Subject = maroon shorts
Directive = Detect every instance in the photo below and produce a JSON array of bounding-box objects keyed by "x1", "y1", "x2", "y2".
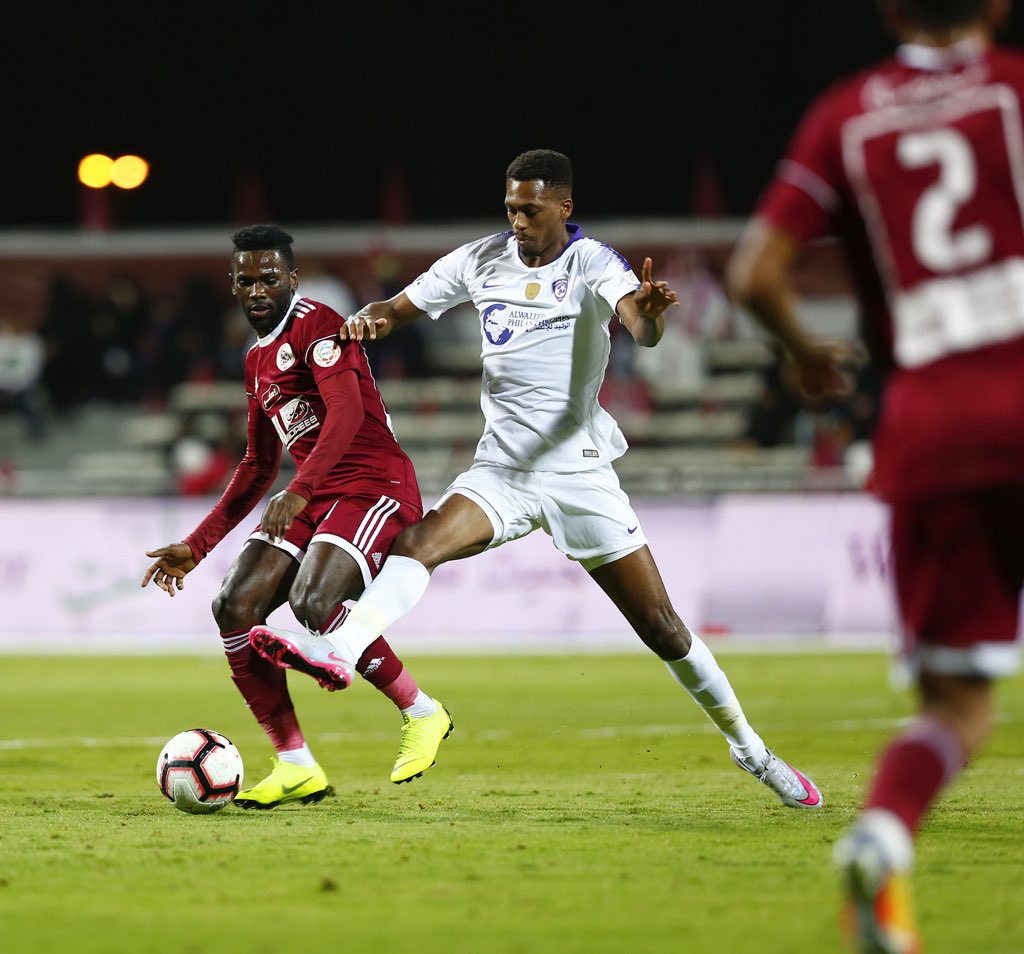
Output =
[
  {"x1": 891, "y1": 487, "x2": 1024, "y2": 678},
  {"x1": 248, "y1": 492, "x2": 422, "y2": 586}
]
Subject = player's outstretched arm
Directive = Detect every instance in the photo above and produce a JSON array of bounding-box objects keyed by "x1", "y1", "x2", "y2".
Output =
[
  {"x1": 339, "y1": 292, "x2": 424, "y2": 342},
  {"x1": 141, "y1": 542, "x2": 197, "y2": 597},
  {"x1": 618, "y1": 257, "x2": 680, "y2": 347}
]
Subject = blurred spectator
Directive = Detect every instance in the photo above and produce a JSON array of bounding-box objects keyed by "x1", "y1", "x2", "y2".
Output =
[
  {"x1": 89, "y1": 273, "x2": 148, "y2": 403},
  {"x1": 632, "y1": 249, "x2": 737, "y2": 396},
  {"x1": 599, "y1": 315, "x2": 653, "y2": 422},
  {"x1": 734, "y1": 355, "x2": 804, "y2": 449},
  {"x1": 136, "y1": 293, "x2": 184, "y2": 407},
  {"x1": 297, "y1": 259, "x2": 358, "y2": 317},
  {"x1": 169, "y1": 411, "x2": 240, "y2": 496},
  {"x1": 167, "y1": 275, "x2": 229, "y2": 385},
  {"x1": 0, "y1": 317, "x2": 47, "y2": 440},
  {"x1": 359, "y1": 250, "x2": 429, "y2": 378},
  {"x1": 216, "y1": 301, "x2": 256, "y2": 381},
  {"x1": 38, "y1": 275, "x2": 95, "y2": 414},
  {"x1": 810, "y1": 362, "x2": 882, "y2": 475}
]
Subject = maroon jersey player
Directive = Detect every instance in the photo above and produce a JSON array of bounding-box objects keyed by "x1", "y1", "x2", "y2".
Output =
[
  {"x1": 142, "y1": 224, "x2": 453, "y2": 807},
  {"x1": 727, "y1": 2, "x2": 1024, "y2": 951}
]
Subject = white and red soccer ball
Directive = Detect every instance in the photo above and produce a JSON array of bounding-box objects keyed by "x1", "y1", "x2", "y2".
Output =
[{"x1": 156, "y1": 728, "x2": 243, "y2": 814}]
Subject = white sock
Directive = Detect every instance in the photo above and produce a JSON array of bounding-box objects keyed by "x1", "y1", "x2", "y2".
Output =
[
  {"x1": 664, "y1": 634, "x2": 767, "y2": 765},
  {"x1": 326, "y1": 555, "x2": 432, "y2": 660},
  {"x1": 278, "y1": 744, "x2": 316, "y2": 767},
  {"x1": 852, "y1": 808, "x2": 915, "y2": 873},
  {"x1": 401, "y1": 691, "x2": 438, "y2": 719}
]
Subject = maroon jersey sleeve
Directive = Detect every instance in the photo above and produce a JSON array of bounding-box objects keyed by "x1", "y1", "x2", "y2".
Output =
[
  {"x1": 755, "y1": 86, "x2": 846, "y2": 243},
  {"x1": 183, "y1": 394, "x2": 281, "y2": 563}
]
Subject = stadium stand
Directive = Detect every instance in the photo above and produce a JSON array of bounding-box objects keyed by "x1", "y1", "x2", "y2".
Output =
[{"x1": 0, "y1": 222, "x2": 866, "y2": 497}]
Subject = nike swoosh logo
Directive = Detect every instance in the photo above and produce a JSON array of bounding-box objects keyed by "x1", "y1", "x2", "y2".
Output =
[
  {"x1": 627, "y1": 526, "x2": 638, "y2": 534},
  {"x1": 792, "y1": 768, "x2": 822, "y2": 806},
  {"x1": 280, "y1": 776, "x2": 315, "y2": 795},
  {"x1": 482, "y1": 280, "x2": 501, "y2": 288},
  {"x1": 327, "y1": 652, "x2": 351, "y2": 664}
]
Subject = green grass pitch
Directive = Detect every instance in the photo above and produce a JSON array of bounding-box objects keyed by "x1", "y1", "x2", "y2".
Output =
[{"x1": 1, "y1": 650, "x2": 1021, "y2": 954}]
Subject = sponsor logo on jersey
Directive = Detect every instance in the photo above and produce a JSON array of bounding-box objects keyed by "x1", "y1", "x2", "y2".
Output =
[
  {"x1": 273, "y1": 396, "x2": 319, "y2": 448},
  {"x1": 482, "y1": 304, "x2": 513, "y2": 346},
  {"x1": 276, "y1": 344, "x2": 296, "y2": 371},
  {"x1": 285, "y1": 396, "x2": 312, "y2": 425},
  {"x1": 261, "y1": 383, "x2": 281, "y2": 410},
  {"x1": 583, "y1": 449, "x2": 599, "y2": 457},
  {"x1": 313, "y1": 338, "x2": 341, "y2": 368},
  {"x1": 525, "y1": 282, "x2": 541, "y2": 300},
  {"x1": 552, "y1": 277, "x2": 568, "y2": 301}
]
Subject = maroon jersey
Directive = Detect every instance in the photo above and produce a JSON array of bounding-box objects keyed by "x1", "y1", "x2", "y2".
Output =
[
  {"x1": 186, "y1": 295, "x2": 419, "y2": 561},
  {"x1": 756, "y1": 39, "x2": 1024, "y2": 502}
]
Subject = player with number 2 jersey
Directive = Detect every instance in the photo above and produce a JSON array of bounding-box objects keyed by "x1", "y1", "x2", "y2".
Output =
[
  {"x1": 727, "y1": 5, "x2": 1024, "y2": 950},
  {"x1": 754, "y1": 33, "x2": 1024, "y2": 503}
]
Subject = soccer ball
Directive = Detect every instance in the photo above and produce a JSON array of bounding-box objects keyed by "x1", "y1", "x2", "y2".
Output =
[{"x1": 156, "y1": 728, "x2": 244, "y2": 814}]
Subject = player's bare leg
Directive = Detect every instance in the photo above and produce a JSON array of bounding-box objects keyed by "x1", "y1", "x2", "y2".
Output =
[{"x1": 589, "y1": 547, "x2": 822, "y2": 809}]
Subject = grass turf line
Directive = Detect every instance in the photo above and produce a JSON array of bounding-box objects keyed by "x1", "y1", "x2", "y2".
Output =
[{"x1": 0, "y1": 651, "x2": 1021, "y2": 954}]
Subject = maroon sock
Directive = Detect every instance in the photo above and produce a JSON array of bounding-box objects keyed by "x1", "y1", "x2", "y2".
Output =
[
  {"x1": 864, "y1": 716, "x2": 966, "y2": 833},
  {"x1": 357, "y1": 636, "x2": 421, "y2": 710},
  {"x1": 222, "y1": 629, "x2": 305, "y2": 753},
  {"x1": 321, "y1": 602, "x2": 349, "y2": 635}
]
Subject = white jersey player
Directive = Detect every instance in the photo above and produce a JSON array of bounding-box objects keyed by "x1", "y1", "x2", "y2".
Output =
[
  {"x1": 408, "y1": 223, "x2": 637, "y2": 473},
  {"x1": 249, "y1": 149, "x2": 824, "y2": 810}
]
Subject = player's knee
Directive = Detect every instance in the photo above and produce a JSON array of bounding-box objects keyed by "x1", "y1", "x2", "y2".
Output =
[
  {"x1": 389, "y1": 523, "x2": 425, "y2": 558},
  {"x1": 638, "y1": 607, "x2": 691, "y2": 660},
  {"x1": 212, "y1": 588, "x2": 263, "y2": 631},
  {"x1": 288, "y1": 591, "x2": 331, "y2": 633}
]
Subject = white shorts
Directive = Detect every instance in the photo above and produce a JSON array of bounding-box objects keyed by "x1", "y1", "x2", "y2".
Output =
[{"x1": 435, "y1": 462, "x2": 648, "y2": 571}]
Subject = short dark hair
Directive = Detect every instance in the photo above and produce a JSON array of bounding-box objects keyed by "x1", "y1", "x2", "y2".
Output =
[
  {"x1": 505, "y1": 149, "x2": 573, "y2": 193},
  {"x1": 890, "y1": 0, "x2": 989, "y2": 28},
  {"x1": 231, "y1": 224, "x2": 295, "y2": 270}
]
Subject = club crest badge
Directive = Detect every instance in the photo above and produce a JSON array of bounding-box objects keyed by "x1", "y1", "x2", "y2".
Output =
[
  {"x1": 552, "y1": 278, "x2": 568, "y2": 301},
  {"x1": 276, "y1": 344, "x2": 296, "y2": 371}
]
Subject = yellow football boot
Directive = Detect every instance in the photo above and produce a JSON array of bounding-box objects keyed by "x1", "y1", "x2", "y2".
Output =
[
  {"x1": 391, "y1": 699, "x2": 454, "y2": 784},
  {"x1": 234, "y1": 759, "x2": 333, "y2": 809}
]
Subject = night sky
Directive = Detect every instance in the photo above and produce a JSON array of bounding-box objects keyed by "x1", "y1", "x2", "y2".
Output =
[{"x1": 8, "y1": 3, "x2": 1024, "y2": 230}]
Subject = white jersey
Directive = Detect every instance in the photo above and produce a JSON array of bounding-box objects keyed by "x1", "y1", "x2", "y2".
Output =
[{"x1": 404, "y1": 224, "x2": 641, "y2": 473}]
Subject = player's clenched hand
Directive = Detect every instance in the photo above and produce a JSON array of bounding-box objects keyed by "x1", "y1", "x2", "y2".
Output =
[
  {"x1": 260, "y1": 490, "x2": 308, "y2": 543},
  {"x1": 141, "y1": 542, "x2": 197, "y2": 597},
  {"x1": 785, "y1": 339, "x2": 865, "y2": 407}
]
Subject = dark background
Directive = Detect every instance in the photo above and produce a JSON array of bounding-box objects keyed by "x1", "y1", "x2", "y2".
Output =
[{"x1": 7, "y1": 3, "x2": 1024, "y2": 230}]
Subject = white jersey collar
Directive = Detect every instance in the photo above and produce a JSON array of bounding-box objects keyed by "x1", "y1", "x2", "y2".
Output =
[
  {"x1": 896, "y1": 36, "x2": 987, "y2": 71},
  {"x1": 255, "y1": 292, "x2": 299, "y2": 347}
]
